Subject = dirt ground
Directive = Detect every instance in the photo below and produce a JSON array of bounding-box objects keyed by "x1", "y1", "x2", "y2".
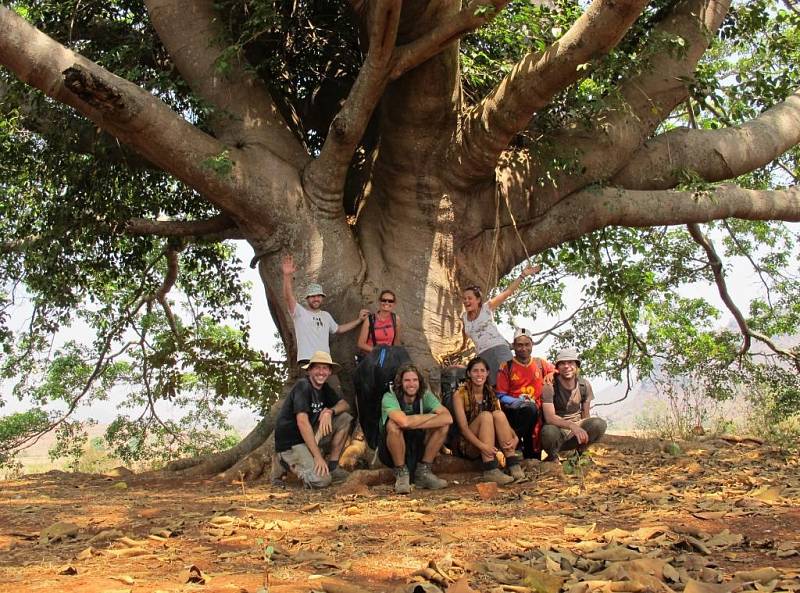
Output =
[{"x1": 1, "y1": 436, "x2": 798, "y2": 593}]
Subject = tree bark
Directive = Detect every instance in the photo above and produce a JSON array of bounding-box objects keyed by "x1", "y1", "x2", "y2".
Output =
[{"x1": 614, "y1": 89, "x2": 800, "y2": 189}]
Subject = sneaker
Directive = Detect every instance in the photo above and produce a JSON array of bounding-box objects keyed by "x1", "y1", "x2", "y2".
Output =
[
  {"x1": 482, "y1": 468, "x2": 514, "y2": 485},
  {"x1": 508, "y1": 463, "x2": 525, "y2": 481},
  {"x1": 330, "y1": 466, "x2": 350, "y2": 485},
  {"x1": 394, "y1": 466, "x2": 411, "y2": 494},
  {"x1": 414, "y1": 463, "x2": 447, "y2": 490}
]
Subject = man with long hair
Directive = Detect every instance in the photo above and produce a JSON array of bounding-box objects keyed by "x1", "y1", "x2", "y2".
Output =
[{"x1": 378, "y1": 363, "x2": 452, "y2": 494}]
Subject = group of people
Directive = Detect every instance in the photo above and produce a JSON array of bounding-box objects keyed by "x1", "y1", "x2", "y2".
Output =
[{"x1": 274, "y1": 255, "x2": 607, "y2": 492}]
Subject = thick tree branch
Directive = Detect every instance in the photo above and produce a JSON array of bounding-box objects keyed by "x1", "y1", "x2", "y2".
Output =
[
  {"x1": 0, "y1": 82, "x2": 157, "y2": 169},
  {"x1": 144, "y1": 0, "x2": 308, "y2": 168},
  {"x1": 0, "y1": 7, "x2": 260, "y2": 220},
  {"x1": 470, "y1": 184, "x2": 800, "y2": 280},
  {"x1": 614, "y1": 89, "x2": 800, "y2": 189},
  {"x1": 125, "y1": 215, "x2": 244, "y2": 240},
  {"x1": 303, "y1": 0, "x2": 401, "y2": 212},
  {"x1": 687, "y1": 223, "x2": 800, "y2": 368},
  {"x1": 389, "y1": 0, "x2": 510, "y2": 80},
  {"x1": 452, "y1": 0, "x2": 648, "y2": 186},
  {"x1": 505, "y1": 0, "x2": 731, "y2": 223}
]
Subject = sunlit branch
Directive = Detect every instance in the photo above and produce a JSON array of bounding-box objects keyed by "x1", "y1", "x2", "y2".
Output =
[
  {"x1": 454, "y1": 0, "x2": 648, "y2": 185},
  {"x1": 125, "y1": 215, "x2": 243, "y2": 240}
]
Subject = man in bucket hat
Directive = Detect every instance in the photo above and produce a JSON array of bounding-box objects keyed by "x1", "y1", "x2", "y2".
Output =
[
  {"x1": 282, "y1": 254, "x2": 369, "y2": 364},
  {"x1": 540, "y1": 347, "x2": 607, "y2": 462},
  {"x1": 274, "y1": 351, "x2": 354, "y2": 487}
]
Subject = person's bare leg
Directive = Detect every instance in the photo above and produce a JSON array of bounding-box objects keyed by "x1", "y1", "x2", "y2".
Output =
[
  {"x1": 470, "y1": 411, "x2": 496, "y2": 462},
  {"x1": 493, "y1": 410, "x2": 519, "y2": 456},
  {"x1": 385, "y1": 419, "x2": 406, "y2": 466},
  {"x1": 493, "y1": 410, "x2": 523, "y2": 481},
  {"x1": 421, "y1": 425, "x2": 448, "y2": 464},
  {"x1": 328, "y1": 423, "x2": 350, "y2": 462}
]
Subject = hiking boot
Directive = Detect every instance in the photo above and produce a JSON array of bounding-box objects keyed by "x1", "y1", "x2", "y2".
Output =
[
  {"x1": 543, "y1": 451, "x2": 561, "y2": 464},
  {"x1": 482, "y1": 467, "x2": 514, "y2": 485},
  {"x1": 508, "y1": 463, "x2": 525, "y2": 481},
  {"x1": 330, "y1": 466, "x2": 350, "y2": 485},
  {"x1": 414, "y1": 463, "x2": 447, "y2": 490},
  {"x1": 394, "y1": 466, "x2": 411, "y2": 494}
]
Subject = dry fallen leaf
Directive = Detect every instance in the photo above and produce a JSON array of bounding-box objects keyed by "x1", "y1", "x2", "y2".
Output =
[
  {"x1": 186, "y1": 564, "x2": 206, "y2": 584},
  {"x1": 448, "y1": 577, "x2": 478, "y2": 593},
  {"x1": 477, "y1": 482, "x2": 499, "y2": 500}
]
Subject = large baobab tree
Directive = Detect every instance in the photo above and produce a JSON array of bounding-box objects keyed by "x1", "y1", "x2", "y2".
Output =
[{"x1": 1, "y1": 0, "x2": 798, "y2": 476}]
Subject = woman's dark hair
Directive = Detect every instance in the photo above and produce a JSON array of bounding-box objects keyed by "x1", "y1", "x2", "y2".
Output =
[
  {"x1": 379, "y1": 289, "x2": 396, "y2": 300},
  {"x1": 393, "y1": 363, "x2": 427, "y2": 398},
  {"x1": 463, "y1": 285, "x2": 483, "y2": 306},
  {"x1": 464, "y1": 356, "x2": 496, "y2": 409}
]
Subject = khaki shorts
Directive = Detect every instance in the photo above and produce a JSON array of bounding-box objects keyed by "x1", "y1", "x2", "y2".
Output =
[{"x1": 278, "y1": 412, "x2": 353, "y2": 488}]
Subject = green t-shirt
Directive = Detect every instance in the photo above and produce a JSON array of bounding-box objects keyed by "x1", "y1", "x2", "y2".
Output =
[{"x1": 380, "y1": 390, "x2": 442, "y2": 431}]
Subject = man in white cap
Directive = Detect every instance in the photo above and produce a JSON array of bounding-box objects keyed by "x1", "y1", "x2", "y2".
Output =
[
  {"x1": 540, "y1": 347, "x2": 607, "y2": 462},
  {"x1": 496, "y1": 327, "x2": 555, "y2": 458},
  {"x1": 274, "y1": 351, "x2": 354, "y2": 487},
  {"x1": 282, "y1": 254, "x2": 369, "y2": 365}
]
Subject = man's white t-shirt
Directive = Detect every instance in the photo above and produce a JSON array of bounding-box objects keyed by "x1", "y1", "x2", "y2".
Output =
[{"x1": 292, "y1": 304, "x2": 339, "y2": 361}]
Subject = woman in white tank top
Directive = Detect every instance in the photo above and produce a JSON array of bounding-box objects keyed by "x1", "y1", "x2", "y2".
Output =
[{"x1": 461, "y1": 264, "x2": 541, "y2": 384}]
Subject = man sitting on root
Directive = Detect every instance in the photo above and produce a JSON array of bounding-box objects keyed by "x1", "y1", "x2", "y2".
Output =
[
  {"x1": 451, "y1": 357, "x2": 525, "y2": 485},
  {"x1": 274, "y1": 351, "x2": 353, "y2": 488},
  {"x1": 378, "y1": 363, "x2": 452, "y2": 494},
  {"x1": 541, "y1": 348, "x2": 607, "y2": 463}
]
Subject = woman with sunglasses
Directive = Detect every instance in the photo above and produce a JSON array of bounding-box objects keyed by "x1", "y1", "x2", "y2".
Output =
[
  {"x1": 358, "y1": 289, "x2": 401, "y2": 356},
  {"x1": 461, "y1": 264, "x2": 540, "y2": 385},
  {"x1": 450, "y1": 357, "x2": 524, "y2": 484}
]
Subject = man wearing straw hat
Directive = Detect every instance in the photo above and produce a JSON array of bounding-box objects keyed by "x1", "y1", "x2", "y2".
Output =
[
  {"x1": 540, "y1": 347, "x2": 607, "y2": 463},
  {"x1": 275, "y1": 351, "x2": 354, "y2": 488}
]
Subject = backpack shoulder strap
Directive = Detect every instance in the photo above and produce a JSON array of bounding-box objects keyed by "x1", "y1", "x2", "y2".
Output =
[
  {"x1": 578, "y1": 378, "x2": 588, "y2": 401},
  {"x1": 504, "y1": 359, "x2": 514, "y2": 383},
  {"x1": 390, "y1": 312, "x2": 397, "y2": 345},
  {"x1": 368, "y1": 313, "x2": 377, "y2": 346}
]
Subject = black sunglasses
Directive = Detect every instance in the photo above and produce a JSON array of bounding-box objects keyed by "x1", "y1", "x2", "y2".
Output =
[{"x1": 380, "y1": 298, "x2": 395, "y2": 303}]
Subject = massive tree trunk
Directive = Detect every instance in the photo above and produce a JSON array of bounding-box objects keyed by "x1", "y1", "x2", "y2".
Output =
[{"x1": 2, "y1": 0, "x2": 799, "y2": 478}]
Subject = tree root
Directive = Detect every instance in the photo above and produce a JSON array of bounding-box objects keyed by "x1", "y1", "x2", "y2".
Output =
[{"x1": 219, "y1": 433, "x2": 275, "y2": 483}]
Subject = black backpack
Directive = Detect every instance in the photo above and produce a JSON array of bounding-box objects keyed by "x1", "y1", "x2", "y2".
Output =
[{"x1": 353, "y1": 345, "x2": 410, "y2": 449}]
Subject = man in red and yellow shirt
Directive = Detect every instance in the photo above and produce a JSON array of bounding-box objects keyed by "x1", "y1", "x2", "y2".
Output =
[{"x1": 496, "y1": 328, "x2": 555, "y2": 458}]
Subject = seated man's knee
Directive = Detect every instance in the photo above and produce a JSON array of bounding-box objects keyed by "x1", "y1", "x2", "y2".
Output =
[
  {"x1": 540, "y1": 424, "x2": 561, "y2": 447},
  {"x1": 333, "y1": 411, "x2": 354, "y2": 432},
  {"x1": 386, "y1": 418, "x2": 403, "y2": 435},
  {"x1": 431, "y1": 423, "x2": 450, "y2": 437},
  {"x1": 305, "y1": 472, "x2": 332, "y2": 489},
  {"x1": 585, "y1": 417, "x2": 607, "y2": 442}
]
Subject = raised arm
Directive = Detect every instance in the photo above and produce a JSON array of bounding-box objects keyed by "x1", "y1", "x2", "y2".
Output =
[
  {"x1": 486, "y1": 264, "x2": 541, "y2": 310},
  {"x1": 281, "y1": 254, "x2": 298, "y2": 315},
  {"x1": 336, "y1": 309, "x2": 370, "y2": 334}
]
